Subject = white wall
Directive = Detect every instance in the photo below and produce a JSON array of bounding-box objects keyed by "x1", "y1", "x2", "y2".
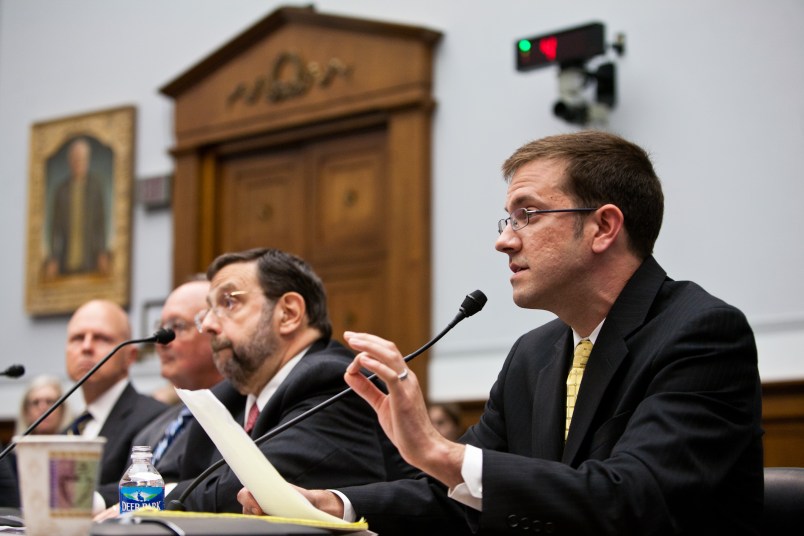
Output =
[{"x1": 1, "y1": 0, "x2": 802, "y2": 418}]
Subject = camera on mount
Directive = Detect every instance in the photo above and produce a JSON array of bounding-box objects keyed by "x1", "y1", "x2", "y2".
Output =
[{"x1": 515, "y1": 22, "x2": 623, "y2": 126}]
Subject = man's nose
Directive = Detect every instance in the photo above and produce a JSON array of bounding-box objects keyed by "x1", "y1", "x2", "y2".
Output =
[
  {"x1": 201, "y1": 311, "x2": 221, "y2": 334},
  {"x1": 80, "y1": 333, "x2": 95, "y2": 350},
  {"x1": 495, "y1": 224, "x2": 520, "y2": 252}
]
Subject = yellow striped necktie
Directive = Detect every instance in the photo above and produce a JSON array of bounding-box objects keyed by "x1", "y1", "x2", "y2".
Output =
[{"x1": 566, "y1": 339, "x2": 593, "y2": 440}]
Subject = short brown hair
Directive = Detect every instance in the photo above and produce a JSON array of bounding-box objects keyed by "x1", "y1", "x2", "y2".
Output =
[{"x1": 502, "y1": 131, "x2": 664, "y2": 259}]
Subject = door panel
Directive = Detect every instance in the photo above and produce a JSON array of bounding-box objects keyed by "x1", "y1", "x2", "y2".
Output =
[
  {"x1": 320, "y1": 262, "x2": 388, "y2": 340},
  {"x1": 311, "y1": 132, "x2": 386, "y2": 262},
  {"x1": 218, "y1": 151, "x2": 306, "y2": 257}
]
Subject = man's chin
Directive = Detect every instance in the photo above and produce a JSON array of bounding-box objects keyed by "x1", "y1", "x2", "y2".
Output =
[
  {"x1": 212, "y1": 348, "x2": 232, "y2": 365},
  {"x1": 512, "y1": 288, "x2": 541, "y2": 310}
]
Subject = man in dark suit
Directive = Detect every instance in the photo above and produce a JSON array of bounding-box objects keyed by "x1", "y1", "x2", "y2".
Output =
[
  {"x1": 242, "y1": 132, "x2": 764, "y2": 534},
  {"x1": 64, "y1": 299, "x2": 167, "y2": 507},
  {"x1": 169, "y1": 248, "x2": 416, "y2": 513},
  {"x1": 130, "y1": 278, "x2": 223, "y2": 484}
]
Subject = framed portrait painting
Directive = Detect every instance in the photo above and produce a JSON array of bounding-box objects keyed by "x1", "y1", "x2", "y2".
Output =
[{"x1": 25, "y1": 105, "x2": 135, "y2": 316}]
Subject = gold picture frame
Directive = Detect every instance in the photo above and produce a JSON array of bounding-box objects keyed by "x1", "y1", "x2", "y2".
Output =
[{"x1": 25, "y1": 105, "x2": 135, "y2": 316}]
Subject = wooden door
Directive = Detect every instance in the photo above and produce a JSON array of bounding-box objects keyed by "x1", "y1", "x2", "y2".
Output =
[{"x1": 216, "y1": 128, "x2": 394, "y2": 345}]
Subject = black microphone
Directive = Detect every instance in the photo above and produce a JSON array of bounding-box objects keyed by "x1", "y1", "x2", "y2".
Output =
[
  {"x1": 0, "y1": 328, "x2": 175, "y2": 462},
  {"x1": 152, "y1": 327, "x2": 177, "y2": 345},
  {"x1": 0, "y1": 364, "x2": 25, "y2": 378},
  {"x1": 168, "y1": 290, "x2": 487, "y2": 511}
]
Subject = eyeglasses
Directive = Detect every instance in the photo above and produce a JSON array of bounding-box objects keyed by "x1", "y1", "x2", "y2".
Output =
[
  {"x1": 194, "y1": 290, "x2": 250, "y2": 333},
  {"x1": 154, "y1": 318, "x2": 195, "y2": 337},
  {"x1": 497, "y1": 207, "x2": 598, "y2": 234}
]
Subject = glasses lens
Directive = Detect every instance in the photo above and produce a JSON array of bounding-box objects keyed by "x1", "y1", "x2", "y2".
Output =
[
  {"x1": 511, "y1": 208, "x2": 528, "y2": 231},
  {"x1": 194, "y1": 309, "x2": 209, "y2": 333},
  {"x1": 156, "y1": 319, "x2": 190, "y2": 335}
]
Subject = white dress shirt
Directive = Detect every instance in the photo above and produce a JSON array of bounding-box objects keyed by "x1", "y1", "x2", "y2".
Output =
[
  {"x1": 80, "y1": 378, "x2": 129, "y2": 438},
  {"x1": 244, "y1": 347, "x2": 308, "y2": 427}
]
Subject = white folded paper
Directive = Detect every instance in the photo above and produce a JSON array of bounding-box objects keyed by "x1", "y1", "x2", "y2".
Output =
[{"x1": 175, "y1": 388, "x2": 349, "y2": 525}]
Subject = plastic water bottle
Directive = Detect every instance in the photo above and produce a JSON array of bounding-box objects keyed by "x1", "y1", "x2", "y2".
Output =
[{"x1": 119, "y1": 445, "x2": 165, "y2": 513}]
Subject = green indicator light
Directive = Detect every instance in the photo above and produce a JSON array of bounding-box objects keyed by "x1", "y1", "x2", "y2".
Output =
[{"x1": 518, "y1": 40, "x2": 532, "y2": 53}]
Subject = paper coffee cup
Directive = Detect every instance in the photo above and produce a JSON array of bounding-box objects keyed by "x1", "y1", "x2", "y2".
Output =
[{"x1": 13, "y1": 435, "x2": 106, "y2": 536}]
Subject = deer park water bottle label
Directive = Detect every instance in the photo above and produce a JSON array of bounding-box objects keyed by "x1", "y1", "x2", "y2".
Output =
[{"x1": 119, "y1": 486, "x2": 165, "y2": 512}]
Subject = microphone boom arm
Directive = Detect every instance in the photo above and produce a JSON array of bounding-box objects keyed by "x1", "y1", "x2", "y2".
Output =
[
  {"x1": 169, "y1": 290, "x2": 487, "y2": 510},
  {"x1": 0, "y1": 330, "x2": 173, "y2": 462}
]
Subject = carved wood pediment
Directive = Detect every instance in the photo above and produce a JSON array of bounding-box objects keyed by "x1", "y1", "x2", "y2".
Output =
[{"x1": 161, "y1": 5, "x2": 441, "y2": 149}]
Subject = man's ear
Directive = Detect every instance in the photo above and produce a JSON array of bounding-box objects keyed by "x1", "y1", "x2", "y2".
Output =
[
  {"x1": 275, "y1": 292, "x2": 306, "y2": 335},
  {"x1": 122, "y1": 345, "x2": 139, "y2": 367},
  {"x1": 590, "y1": 204, "x2": 625, "y2": 254}
]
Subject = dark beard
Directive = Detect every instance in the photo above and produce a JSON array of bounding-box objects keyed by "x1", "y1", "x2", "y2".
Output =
[{"x1": 213, "y1": 303, "x2": 278, "y2": 392}]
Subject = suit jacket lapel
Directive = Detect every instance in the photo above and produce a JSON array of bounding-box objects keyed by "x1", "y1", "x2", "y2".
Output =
[
  {"x1": 533, "y1": 332, "x2": 573, "y2": 461},
  {"x1": 562, "y1": 333, "x2": 629, "y2": 463},
  {"x1": 250, "y1": 338, "x2": 332, "y2": 437},
  {"x1": 99, "y1": 382, "x2": 135, "y2": 436},
  {"x1": 562, "y1": 256, "x2": 667, "y2": 464}
]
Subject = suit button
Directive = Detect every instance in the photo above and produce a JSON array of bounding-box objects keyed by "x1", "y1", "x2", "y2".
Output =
[
  {"x1": 520, "y1": 517, "x2": 531, "y2": 531},
  {"x1": 507, "y1": 514, "x2": 519, "y2": 528},
  {"x1": 545, "y1": 521, "x2": 554, "y2": 533},
  {"x1": 532, "y1": 519, "x2": 542, "y2": 533}
]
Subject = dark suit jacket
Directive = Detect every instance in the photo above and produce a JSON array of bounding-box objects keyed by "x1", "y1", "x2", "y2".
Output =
[
  {"x1": 172, "y1": 338, "x2": 416, "y2": 513},
  {"x1": 131, "y1": 402, "x2": 188, "y2": 482},
  {"x1": 174, "y1": 378, "x2": 246, "y2": 483},
  {"x1": 342, "y1": 256, "x2": 764, "y2": 535},
  {"x1": 0, "y1": 447, "x2": 19, "y2": 507},
  {"x1": 94, "y1": 383, "x2": 168, "y2": 505}
]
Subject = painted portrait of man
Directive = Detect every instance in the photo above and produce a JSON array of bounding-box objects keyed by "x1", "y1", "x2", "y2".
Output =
[{"x1": 44, "y1": 136, "x2": 114, "y2": 279}]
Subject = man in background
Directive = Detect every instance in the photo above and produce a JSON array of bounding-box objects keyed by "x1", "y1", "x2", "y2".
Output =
[
  {"x1": 131, "y1": 278, "x2": 223, "y2": 483},
  {"x1": 64, "y1": 299, "x2": 167, "y2": 506}
]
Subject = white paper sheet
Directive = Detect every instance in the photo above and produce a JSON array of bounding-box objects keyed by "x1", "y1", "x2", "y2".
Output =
[{"x1": 175, "y1": 388, "x2": 349, "y2": 525}]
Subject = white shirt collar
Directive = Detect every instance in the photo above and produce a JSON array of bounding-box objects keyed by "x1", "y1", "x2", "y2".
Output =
[
  {"x1": 82, "y1": 377, "x2": 129, "y2": 438},
  {"x1": 572, "y1": 319, "x2": 605, "y2": 347}
]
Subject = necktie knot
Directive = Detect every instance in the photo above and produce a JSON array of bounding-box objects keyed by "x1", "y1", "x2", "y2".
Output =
[
  {"x1": 67, "y1": 410, "x2": 93, "y2": 436},
  {"x1": 572, "y1": 339, "x2": 593, "y2": 368},
  {"x1": 245, "y1": 403, "x2": 260, "y2": 434}
]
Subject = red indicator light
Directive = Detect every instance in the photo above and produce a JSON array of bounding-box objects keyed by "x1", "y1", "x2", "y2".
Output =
[{"x1": 539, "y1": 36, "x2": 558, "y2": 61}]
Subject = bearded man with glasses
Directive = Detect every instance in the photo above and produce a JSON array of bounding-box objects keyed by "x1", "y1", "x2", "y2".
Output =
[{"x1": 167, "y1": 248, "x2": 417, "y2": 513}]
